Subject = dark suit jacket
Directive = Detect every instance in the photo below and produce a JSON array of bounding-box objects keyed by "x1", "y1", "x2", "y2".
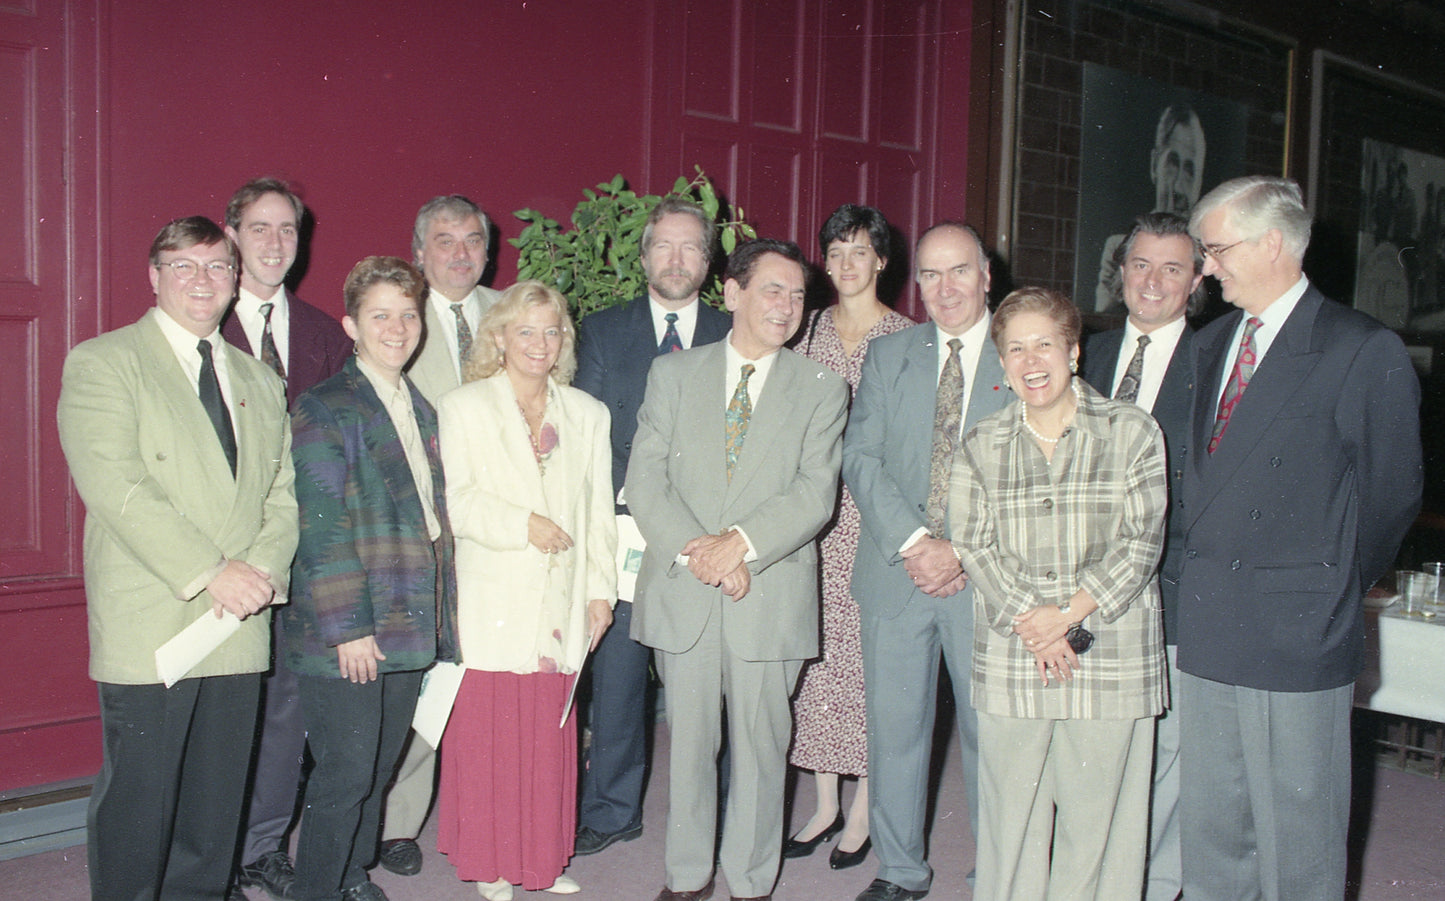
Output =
[
  {"x1": 575, "y1": 295, "x2": 732, "y2": 512},
  {"x1": 1177, "y1": 286, "x2": 1422, "y2": 691},
  {"x1": 1083, "y1": 324, "x2": 1194, "y2": 643},
  {"x1": 284, "y1": 357, "x2": 458, "y2": 678},
  {"x1": 222, "y1": 290, "x2": 352, "y2": 403}
]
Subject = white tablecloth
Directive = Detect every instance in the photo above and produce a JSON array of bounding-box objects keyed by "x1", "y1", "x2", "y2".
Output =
[{"x1": 1355, "y1": 604, "x2": 1445, "y2": 723}]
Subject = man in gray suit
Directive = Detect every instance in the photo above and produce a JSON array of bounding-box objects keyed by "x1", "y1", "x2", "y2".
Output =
[
  {"x1": 1081, "y1": 211, "x2": 1200, "y2": 901},
  {"x1": 627, "y1": 238, "x2": 850, "y2": 901},
  {"x1": 843, "y1": 223, "x2": 1009, "y2": 901},
  {"x1": 380, "y1": 194, "x2": 502, "y2": 876}
]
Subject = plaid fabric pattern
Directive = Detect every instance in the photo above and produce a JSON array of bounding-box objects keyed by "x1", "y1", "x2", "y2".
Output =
[{"x1": 949, "y1": 380, "x2": 1168, "y2": 720}]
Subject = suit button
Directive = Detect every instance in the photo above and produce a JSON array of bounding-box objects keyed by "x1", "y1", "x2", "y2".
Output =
[
  {"x1": 1250, "y1": 509, "x2": 1261, "y2": 520},
  {"x1": 1270, "y1": 456, "x2": 1282, "y2": 467},
  {"x1": 918, "y1": 503, "x2": 926, "y2": 512},
  {"x1": 1186, "y1": 550, "x2": 1198, "y2": 559},
  {"x1": 1231, "y1": 560, "x2": 1242, "y2": 571},
  {"x1": 1042, "y1": 498, "x2": 1053, "y2": 509},
  {"x1": 624, "y1": 442, "x2": 631, "y2": 451},
  {"x1": 1046, "y1": 571, "x2": 1057, "y2": 581},
  {"x1": 155, "y1": 452, "x2": 167, "y2": 461}
]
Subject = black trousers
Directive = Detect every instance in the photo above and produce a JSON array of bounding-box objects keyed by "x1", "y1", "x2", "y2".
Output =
[
  {"x1": 293, "y1": 669, "x2": 424, "y2": 901},
  {"x1": 88, "y1": 673, "x2": 261, "y2": 901}
]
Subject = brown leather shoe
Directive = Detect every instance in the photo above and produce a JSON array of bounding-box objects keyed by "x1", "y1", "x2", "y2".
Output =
[{"x1": 652, "y1": 879, "x2": 714, "y2": 901}]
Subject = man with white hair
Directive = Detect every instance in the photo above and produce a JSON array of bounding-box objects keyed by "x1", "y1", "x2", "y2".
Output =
[{"x1": 1177, "y1": 176, "x2": 1421, "y2": 901}]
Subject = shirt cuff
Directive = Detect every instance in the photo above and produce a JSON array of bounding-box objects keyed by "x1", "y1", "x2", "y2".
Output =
[{"x1": 900, "y1": 527, "x2": 930, "y2": 555}]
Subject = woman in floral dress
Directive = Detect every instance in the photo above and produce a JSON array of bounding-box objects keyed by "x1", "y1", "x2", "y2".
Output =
[{"x1": 785, "y1": 205, "x2": 913, "y2": 869}]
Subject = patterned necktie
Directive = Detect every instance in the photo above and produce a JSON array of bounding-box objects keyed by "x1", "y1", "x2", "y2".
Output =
[
  {"x1": 1114, "y1": 333, "x2": 1150, "y2": 404},
  {"x1": 658, "y1": 312, "x2": 683, "y2": 355},
  {"x1": 923, "y1": 339, "x2": 964, "y2": 536},
  {"x1": 451, "y1": 302, "x2": 473, "y2": 367},
  {"x1": 197, "y1": 339, "x2": 238, "y2": 476},
  {"x1": 1208, "y1": 316, "x2": 1262, "y2": 454},
  {"x1": 258, "y1": 302, "x2": 286, "y2": 381},
  {"x1": 725, "y1": 363, "x2": 755, "y2": 482}
]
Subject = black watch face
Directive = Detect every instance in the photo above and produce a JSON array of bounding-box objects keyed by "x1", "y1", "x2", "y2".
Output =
[{"x1": 1066, "y1": 623, "x2": 1094, "y2": 654}]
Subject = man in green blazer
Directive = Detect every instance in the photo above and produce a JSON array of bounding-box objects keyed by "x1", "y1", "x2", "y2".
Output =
[{"x1": 58, "y1": 217, "x2": 298, "y2": 901}]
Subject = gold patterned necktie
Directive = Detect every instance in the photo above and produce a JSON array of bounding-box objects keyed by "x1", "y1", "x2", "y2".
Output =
[
  {"x1": 923, "y1": 338, "x2": 963, "y2": 536},
  {"x1": 451, "y1": 302, "x2": 473, "y2": 367},
  {"x1": 1208, "y1": 316, "x2": 1262, "y2": 454},
  {"x1": 1114, "y1": 333, "x2": 1149, "y2": 404},
  {"x1": 725, "y1": 363, "x2": 755, "y2": 482},
  {"x1": 259, "y1": 302, "x2": 286, "y2": 381}
]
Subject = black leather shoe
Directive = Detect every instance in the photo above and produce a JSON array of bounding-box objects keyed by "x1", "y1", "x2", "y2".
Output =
[
  {"x1": 377, "y1": 838, "x2": 422, "y2": 876},
  {"x1": 854, "y1": 878, "x2": 928, "y2": 901},
  {"x1": 340, "y1": 881, "x2": 389, "y2": 901},
  {"x1": 238, "y1": 850, "x2": 297, "y2": 900},
  {"x1": 652, "y1": 878, "x2": 715, "y2": 901},
  {"x1": 573, "y1": 822, "x2": 644, "y2": 855},
  {"x1": 226, "y1": 884, "x2": 249, "y2": 901},
  {"x1": 781, "y1": 814, "x2": 844, "y2": 858},
  {"x1": 828, "y1": 836, "x2": 871, "y2": 870}
]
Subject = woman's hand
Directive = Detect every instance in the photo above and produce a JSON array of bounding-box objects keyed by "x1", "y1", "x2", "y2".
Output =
[
  {"x1": 336, "y1": 636, "x2": 386, "y2": 684},
  {"x1": 1030, "y1": 636, "x2": 1079, "y2": 685},
  {"x1": 528, "y1": 513, "x2": 574, "y2": 555},
  {"x1": 1012, "y1": 604, "x2": 1074, "y2": 649},
  {"x1": 586, "y1": 599, "x2": 613, "y2": 651}
]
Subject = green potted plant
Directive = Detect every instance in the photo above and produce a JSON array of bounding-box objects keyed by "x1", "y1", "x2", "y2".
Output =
[{"x1": 511, "y1": 168, "x2": 756, "y2": 319}]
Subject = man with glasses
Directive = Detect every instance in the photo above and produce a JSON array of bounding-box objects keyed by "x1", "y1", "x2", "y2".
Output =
[
  {"x1": 58, "y1": 216, "x2": 298, "y2": 901},
  {"x1": 1178, "y1": 176, "x2": 1421, "y2": 901},
  {"x1": 222, "y1": 177, "x2": 350, "y2": 901}
]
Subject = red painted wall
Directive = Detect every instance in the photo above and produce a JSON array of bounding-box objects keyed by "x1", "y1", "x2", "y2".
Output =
[{"x1": 103, "y1": 0, "x2": 655, "y2": 327}]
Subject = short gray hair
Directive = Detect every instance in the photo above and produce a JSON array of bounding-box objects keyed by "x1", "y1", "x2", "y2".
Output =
[
  {"x1": 641, "y1": 197, "x2": 716, "y2": 265},
  {"x1": 411, "y1": 195, "x2": 492, "y2": 260},
  {"x1": 1190, "y1": 176, "x2": 1312, "y2": 260}
]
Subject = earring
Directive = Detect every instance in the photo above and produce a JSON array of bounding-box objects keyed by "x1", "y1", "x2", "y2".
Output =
[{"x1": 1069, "y1": 360, "x2": 1078, "y2": 373}]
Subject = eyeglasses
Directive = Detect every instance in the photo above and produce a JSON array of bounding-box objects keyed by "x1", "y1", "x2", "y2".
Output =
[
  {"x1": 1200, "y1": 240, "x2": 1244, "y2": 261},
  {"x1": 156, "y1": 260, "x2": 235, "y2": 280}
]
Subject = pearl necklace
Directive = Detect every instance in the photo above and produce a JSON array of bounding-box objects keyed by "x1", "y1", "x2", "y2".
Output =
[{"x1": 1020, "y1": 380, "x2": 1080, "y2": 444}]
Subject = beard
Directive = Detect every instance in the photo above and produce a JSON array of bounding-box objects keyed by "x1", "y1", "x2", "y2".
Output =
[{"x1": 647, "y1": 268, "x2": 705, "y2": 303}]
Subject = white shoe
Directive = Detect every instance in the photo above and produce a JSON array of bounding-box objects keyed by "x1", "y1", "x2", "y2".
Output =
[
  {"x1": 545, "y1": 875, "x2": 581, "y2": 894},
  {"x1": 476, "y1": 879, "x2": 513, "y2": 901}
]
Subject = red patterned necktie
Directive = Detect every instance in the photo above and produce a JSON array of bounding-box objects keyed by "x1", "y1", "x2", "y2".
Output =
[
  {"x1": 1207, "y1": 316, "x2": 1262, "y2": 454},
  {"x1": 658, "y1": 312, "x2": 683, "y2": 354}
]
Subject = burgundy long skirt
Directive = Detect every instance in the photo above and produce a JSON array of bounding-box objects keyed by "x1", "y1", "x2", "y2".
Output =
[{"x1": 438, "y1": 669, "x2": 577, "y2": 890}]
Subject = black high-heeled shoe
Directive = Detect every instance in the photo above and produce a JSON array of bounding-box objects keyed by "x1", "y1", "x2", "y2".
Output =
[
  {"x1": 828, "y1": 836, "x2": 872, "y2": 870},
  {"x1": 781, "y1": 814, "x2": 845, "y2": 859}
]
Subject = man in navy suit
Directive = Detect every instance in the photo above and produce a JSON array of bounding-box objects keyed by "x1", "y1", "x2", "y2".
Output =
[
  {"x1": 221, "y1": 177, "x2": 350, "y2": 901},
  {"x1": 1178, "y1": 176, "x2": 1422, "y2": 901},
  {"x1": 843, "y1": 223, "x2": 1010, "y2": 901},
  {"x1": 571, "y1": 197, "x2": 732, "y2": 856},
  {"x1": 1082, "y1": 211, "x2": 1200, "y2": 901}
]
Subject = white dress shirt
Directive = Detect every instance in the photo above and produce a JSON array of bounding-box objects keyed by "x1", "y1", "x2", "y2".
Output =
[
  {"x1": 356, "y1": 357, "x2": 442, "y2": 541},
  {"x1": 1108, "y1": 315, "x2": 1187, "y2": 414},
  {"x1": 650, "y1": 296, "x2": 703, "y2": 348},
  {"x1": 1213, "y1": 275, "x2": 1308, "y2": 410},
  {"x1": 231, "y1": 286, "x2": 291, "y2": 364},
  {"x1": 154, "y1": 307, "x2": 236, "y2": 422}
]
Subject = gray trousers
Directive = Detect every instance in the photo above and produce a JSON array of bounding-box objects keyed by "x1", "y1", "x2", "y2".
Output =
[
  {"x1": 1178, "y1": 673, "x2": 1352, "y2": 901},
  {"x1": 860, "y1": 590, "x2": 980, "y2": 894},
  {"x1": 1145, "y1": 645, "x2": 1182, "y2": 901},
  {"x1": 975, "y1": 712, "x2": 1153, "y2": 901},
  {"x1": 654, "y1": 596, "x2": 802, "y2": 899}
]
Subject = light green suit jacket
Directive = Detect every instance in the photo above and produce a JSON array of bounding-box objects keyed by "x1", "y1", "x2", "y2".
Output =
[{"x1": 58, "y1": 309, "x2": 299, "y2": 684}]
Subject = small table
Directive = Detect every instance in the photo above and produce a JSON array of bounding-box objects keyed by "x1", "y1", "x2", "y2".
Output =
[{"x1": 1355, "y1": 603, "x2": 1445, "y2": 775}]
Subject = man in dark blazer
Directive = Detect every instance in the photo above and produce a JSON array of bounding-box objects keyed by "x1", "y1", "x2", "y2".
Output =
[
  {"x1": 221, "y1": 178, "x2": 351, "y2": 901},
  {"x1": 1081, "y1": 210, "x2": 1200, "y2": 901},
  {"x1": 843, "y1": 223, "x2": 1010, "y2": 901},
  {"x1": 1178, "y1": 176, "x2": 1422, "y2": 901},
  {"x1": 572, "y1": 197, "x2": 732, "y2": 856},
  {"x1": 628, "y1": 239, "x2": 849, "y2": 901}
]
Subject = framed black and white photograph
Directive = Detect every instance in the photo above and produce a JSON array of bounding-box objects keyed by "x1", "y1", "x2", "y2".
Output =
[{"x1": 1073, "y1": 64, "x2": 1249, "y2": 313}]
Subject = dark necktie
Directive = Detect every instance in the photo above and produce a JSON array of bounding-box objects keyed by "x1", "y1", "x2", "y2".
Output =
[
  {"x1": 451, "y1": 302, "x2": 473, "y2": 366},
  {"x1": 258, "y1": 301, "x2": 286, "y2": 381},
  {"x1": 924, "y1": 338, "x2": 964, "y2": 536},
  {"x1": 659, "y1": 312, "x2": 683, "y2": 355},
  {"x1": 1114, "y1": 334, "x2": 1150, "y2": 404},
  {"x1": 197, "y1": 339, "x2": 238, "y2": 476},
  {"x1": 725, "y1": 363, "x2": 755, "y2": 482},
  {"x1": 1208, "y1": 316, "x2": 1263, "y2": 454}
]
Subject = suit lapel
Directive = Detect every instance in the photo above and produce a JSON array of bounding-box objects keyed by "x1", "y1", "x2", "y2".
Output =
[
  {"x1": 141, "y1": 314, "x2": 242, "y2": 498},
  {"x1": 678, "y1": 344, "x2": 729, "y2": 519},
  {"x1": 347, "y1": 361, "x2": 431, "y2": 538},
  {"x1": 965, "y1": 335, "x2": 1009, "y2": 427}
]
